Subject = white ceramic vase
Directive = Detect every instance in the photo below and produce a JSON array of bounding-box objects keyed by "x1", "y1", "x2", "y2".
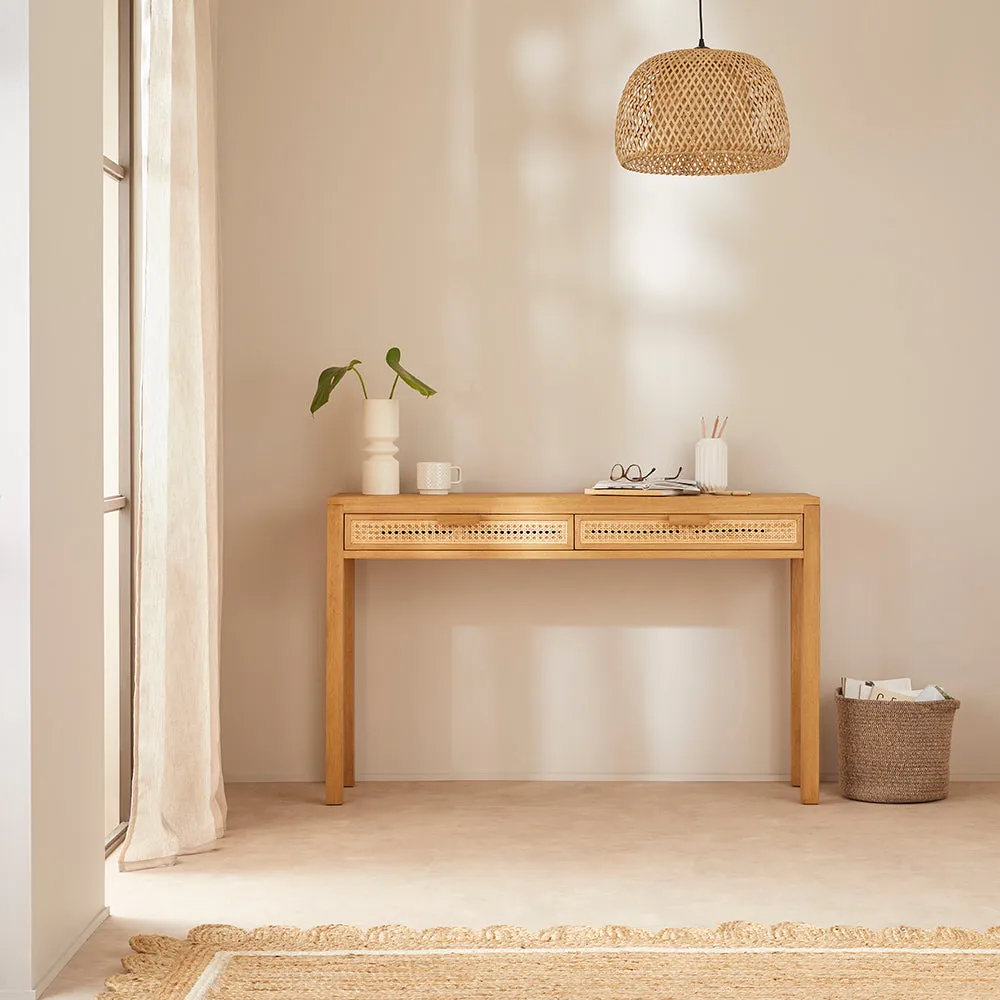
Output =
[{"x1": 361, "y1": 398, "x2": 400, "y2": 495}]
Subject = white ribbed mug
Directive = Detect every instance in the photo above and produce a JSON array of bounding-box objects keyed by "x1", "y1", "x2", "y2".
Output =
[
  {"x1": 417, "y1": 462, "x2": 462, "y2": 495},
  {"x1": 695, "y1": 438, "x2": 728, "y2": 493}
]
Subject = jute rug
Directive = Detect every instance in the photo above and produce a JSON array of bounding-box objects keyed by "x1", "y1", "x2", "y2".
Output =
[{"x1": 100, "y1": 922, "x2": 1000, "y2": 999}]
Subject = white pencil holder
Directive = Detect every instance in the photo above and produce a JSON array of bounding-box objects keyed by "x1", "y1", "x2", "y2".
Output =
[{"x1": 695, "y1": 438, "x2": 728, "y2": 492}]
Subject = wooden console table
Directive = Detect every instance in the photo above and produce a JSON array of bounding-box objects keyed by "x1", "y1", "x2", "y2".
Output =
[{"x1": 326, "y1": 493, "x2": 820, "y2": 805}]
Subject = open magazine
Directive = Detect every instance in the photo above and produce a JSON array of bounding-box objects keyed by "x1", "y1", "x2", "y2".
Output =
[
  {"x1": 586, "y1": 477, "x2": 701, "y2": 496},
  {"x1": 841, "y1": 677, "x2": 953, "y2": 702}
]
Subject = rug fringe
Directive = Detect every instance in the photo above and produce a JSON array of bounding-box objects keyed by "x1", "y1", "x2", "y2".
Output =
[
  {"x1": 184, "y1": 920, "x2": 1000, "y2": 950},
  {"x1": 100, "y1": 921, "x2": 1000, "y2": 998}
]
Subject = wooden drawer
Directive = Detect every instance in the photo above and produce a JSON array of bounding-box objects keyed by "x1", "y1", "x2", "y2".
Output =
[
  {"x1": 345, "y1": 514, "x2": 573, "y2": 550},
  {"x1": 575, "y1": 514, "x2": 802, "y2": 550}
]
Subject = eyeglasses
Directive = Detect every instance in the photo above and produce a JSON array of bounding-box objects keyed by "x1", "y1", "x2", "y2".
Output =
[
  {"x1": 611, "y1": 463, "x2": 654, "y2": 482},
  {"x1": 610, "y1": 464, "x2": 684, "y2": 482}
]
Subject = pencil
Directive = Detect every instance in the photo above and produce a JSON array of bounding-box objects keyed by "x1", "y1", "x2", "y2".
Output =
[
  {"x1": 718, "y1": 416, "x2": 728, "y2": 438},
  {"x1": 701, "y1": 417, "x2": 706, "y2": 439},
  {"x1": 711, "y1": 416, "x2": 719, "y2": 438}
]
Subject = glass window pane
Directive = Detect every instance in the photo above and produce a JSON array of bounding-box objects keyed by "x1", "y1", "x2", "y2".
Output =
[
  {"x1": 104, "y1": 511, "x2": 121, "y2": 836},
  {"x1": 103, "y1": 0, "x2": 119, "y2": 159},
  {"x1": 103, "y1": 172, "x2": 120, "y2": 498}
]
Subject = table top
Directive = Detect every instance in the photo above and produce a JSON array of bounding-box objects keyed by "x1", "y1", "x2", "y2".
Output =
[{"x1": 328, "y1": 492, "x2": 820, "y2": 514}]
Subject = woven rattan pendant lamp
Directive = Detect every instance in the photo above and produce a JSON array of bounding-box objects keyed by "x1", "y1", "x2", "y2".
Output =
[{"x1": 615, "y1": 0, "x2": 789, "y2": 175}]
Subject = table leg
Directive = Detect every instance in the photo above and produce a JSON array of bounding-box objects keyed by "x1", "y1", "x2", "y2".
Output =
[
  {"x1": 344, "y1": 559, "x2": 355, "y2": 788},
  {"x1": 799, "y1": 505, "x2": 821, "y2": 804},
  {"x1": 325, "y1": 507, "x2": 346, "y2": 805},
  {"x1": 790, "y1": 558, "x2": 802, "y2": 788}
]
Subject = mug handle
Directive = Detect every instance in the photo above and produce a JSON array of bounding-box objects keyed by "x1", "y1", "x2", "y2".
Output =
[{"x1": 450, "y1": 465, "x2": 462, "y2": 485}]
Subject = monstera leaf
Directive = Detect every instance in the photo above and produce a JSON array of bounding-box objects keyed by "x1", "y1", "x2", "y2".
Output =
[
  {"x1": 310, "y1": 359, "x2": 365, "y2": 413},
  {"x1": 385, "y1": 347, "x2": 436, "y2": 398}
]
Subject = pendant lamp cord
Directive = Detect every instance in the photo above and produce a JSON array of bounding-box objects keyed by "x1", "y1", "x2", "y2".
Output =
[{"x1": 698, "y1": 0, "x2": 706, "y2": 47}]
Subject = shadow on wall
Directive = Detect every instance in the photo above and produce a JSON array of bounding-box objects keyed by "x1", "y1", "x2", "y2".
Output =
[
  {"x1": 358, "y1": 559, "x2": 788, "y2": 779},
  {"x1": 425, "y1": 0, "x2": 747, "y2": 486},
  {"x1": 360, "y1": 0, "x2": 798, "y2": 782},
  {"x1": 218, "y1": 0, "x2": 1000, "y2": 784}
]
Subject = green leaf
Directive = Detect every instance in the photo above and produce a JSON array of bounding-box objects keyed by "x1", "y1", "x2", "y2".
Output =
[
  {"x1": 385, "y1": 348, "x2": 436, "y2": 399},
  {"x1": 310, "y1": 359, "x2": 363, "y2": 413}
]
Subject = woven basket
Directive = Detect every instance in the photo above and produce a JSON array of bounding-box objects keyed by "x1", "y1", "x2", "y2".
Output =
[{"x1": 836, "y1": 690, "x2": 960, "y2": 803}]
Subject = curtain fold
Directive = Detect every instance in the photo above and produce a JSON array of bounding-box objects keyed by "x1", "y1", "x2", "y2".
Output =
[{"x1": 120, "y1": 0, "x2": 225, "y2": 871}]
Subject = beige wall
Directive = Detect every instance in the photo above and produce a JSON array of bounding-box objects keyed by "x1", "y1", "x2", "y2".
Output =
[
  {"x1": 0, "y1": 1, "x2": 105, "y2": 995},
  {"x1": 0, "y1": 1, "x2": 35, "y2": 989},
  {"x1": 29, "y1": 0, "x2": 105, "y2": 985},
  {"x1": 217, "y1": 1, "x2": 1000, "y2": 783}
]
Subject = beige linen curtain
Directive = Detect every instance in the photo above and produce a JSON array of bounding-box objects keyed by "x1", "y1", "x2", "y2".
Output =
[{"x1": 120, "y1": 0, "x2": 225, "y2": 870}]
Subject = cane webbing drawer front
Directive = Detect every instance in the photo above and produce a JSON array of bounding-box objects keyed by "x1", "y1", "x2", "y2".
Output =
[
  {"x1": 576, "y1": 515, "x2": 801, "y2": 549},
  {"x1": 346, "y1": 515, "x2": 573, "y2": 550}
]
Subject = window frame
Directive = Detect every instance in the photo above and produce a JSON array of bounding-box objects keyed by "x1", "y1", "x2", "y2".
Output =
[{"x1": 103, "y1": 0, "x2": 134, "y2": 854}]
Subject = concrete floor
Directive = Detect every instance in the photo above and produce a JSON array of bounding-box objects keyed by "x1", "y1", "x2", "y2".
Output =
[{"x1": 45, "y1": 781, "x2": 1000, "y2": 998}]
